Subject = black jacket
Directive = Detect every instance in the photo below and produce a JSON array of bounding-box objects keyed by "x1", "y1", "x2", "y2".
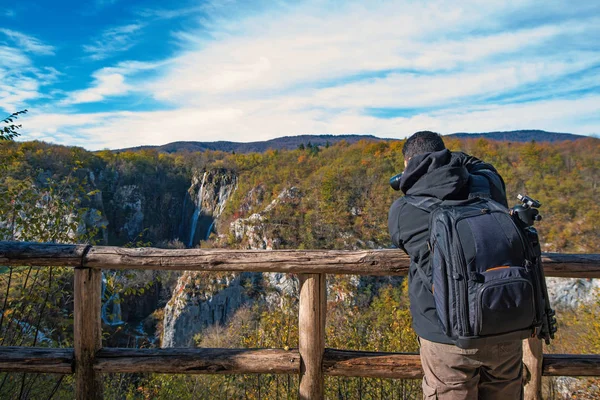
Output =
[{"x1": 388, "y1": 149, "x2": 508, "y2": 344}]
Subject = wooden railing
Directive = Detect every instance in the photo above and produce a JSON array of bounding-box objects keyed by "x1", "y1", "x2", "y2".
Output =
[{"x1": 1, "y1": 241, "x2": 600, "y2": 399}]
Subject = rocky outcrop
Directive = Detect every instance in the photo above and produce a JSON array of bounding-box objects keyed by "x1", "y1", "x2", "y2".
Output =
[
  {"x1": 546, "y1": 278, "x2": 600, "y2": 309},
  {"x1": 230, "y1": 187, "x2": 301, "y2": 249},
  {"x1": 161, "y1": 271, "x2": 254, "y2": 347},
  {"x1": 163, "y1": 186, "x2": 304, "y2": 347},
  {"x1": 111, "y1": 185, "x2": 145, "y2": 241}
]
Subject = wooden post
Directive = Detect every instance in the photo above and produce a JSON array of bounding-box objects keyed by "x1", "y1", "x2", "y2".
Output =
[
  {"x1": 74, "y1": 267, "x2": 103, "y2": 400},
  {"x1": 298, "y1": 273, "x2": 326, "y2": 400},
  {"x1": 523, "y1": 337, "x2": 543, "y2": 400}
]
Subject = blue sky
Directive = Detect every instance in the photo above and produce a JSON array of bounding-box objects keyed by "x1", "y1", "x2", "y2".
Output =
[{"x1": 1, "y1": 0, "x2": 599, "y2": 150}]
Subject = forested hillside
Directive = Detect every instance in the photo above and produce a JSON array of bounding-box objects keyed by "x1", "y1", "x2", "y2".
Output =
[
  {"x1": 2, "y1": 136, "x2": 598, "y2": 252},
  {"x1": 0, "y1": 136, "x2": 599, "y2": 398},
  {"x1": 115, "y1": 130, "x2": 590, "y2": 154}
]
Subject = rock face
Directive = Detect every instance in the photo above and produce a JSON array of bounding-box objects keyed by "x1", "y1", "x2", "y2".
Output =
[
  {"x1": 162, "y1": 186, "x2": 304, "y2": 347},
  {"x1": 546, "y1": 278, "x2": 600, "y2": 309},
  {"x1": 230, "y1": 187, "x2": 301, "y2": 249},
  {"x1": 161, "y1": 270, "x2": 300, "y2": 348},
  {"x1": 112, "y1": 185, "x2": 145, "y2": 241},
  {"x1": 161, "y1": 272, "x2": 253, "y2": 347},
  {"x1": 180, "y1": 169, "x2": 237, "y2": 247}
]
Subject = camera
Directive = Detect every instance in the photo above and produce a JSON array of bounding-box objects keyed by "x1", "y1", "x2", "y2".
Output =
[{"x1": 389, "y1": 173, "x2": 403, "y2": 191}]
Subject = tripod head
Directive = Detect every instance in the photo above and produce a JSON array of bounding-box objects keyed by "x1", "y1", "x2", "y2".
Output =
[{"x1": 511, "y1": 194, "x2": 543, "y2": 227}]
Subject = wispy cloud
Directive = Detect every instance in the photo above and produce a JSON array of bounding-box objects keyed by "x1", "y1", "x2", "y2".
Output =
[
  {"x1": 0, "y1": 31, "x2": 60, "y2": 112},
  {"x1": 0, "y1": 45, "x2": 39, "y2": 111},
  {"x1": 148, "y1": 3, "x2": 586, "y2": 105},
  {"x1": 136, "y1": 5, "x2": 206, "y2": 20},
  {"x1": 0, "y1": 29, "x2": 55, "y2": 55},
  {"x1": 83, "y1": 23, "x2": 144, "y2": 61},
  {"x1": 4, "y1": 9, "x2": 16, "y2": 18}
]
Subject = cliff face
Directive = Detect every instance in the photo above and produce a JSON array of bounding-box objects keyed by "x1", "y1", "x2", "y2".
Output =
[
  {"x1": 229, "y1": 187, "x2": 301, "y2": 250},
  {"x1": 161, "y1": 185, "x2": 304, "y2": 348},
  {"x1": 111, "y1": 185, "x2": 145, "y2": 241},
  {"x1": 78, "y1": 168, "x2": 239, "y2": 346},
  {"x1": 160, "y1": 270, "x2": 300, "y2": 348},
  {"x1": 161, "y1": 272, "x2": 253, "y2": 347}
]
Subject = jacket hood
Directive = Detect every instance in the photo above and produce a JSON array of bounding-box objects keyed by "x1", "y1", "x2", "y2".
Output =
[{"x1": 399, "y1": 149, "x2": 469, "y2": 199}]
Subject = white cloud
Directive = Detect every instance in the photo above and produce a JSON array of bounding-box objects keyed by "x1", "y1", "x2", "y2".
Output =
[
  {"x1": 61, "y1": 61, "x2": 161, "y2": 105},
  {"x1": 0, "y1": 45, "x2": 30, "y2": 69},
  {"x1": 0, "y1": 46, "x2": 43, "y2": 111},
  {"x1": 0, "y1": 30, "x2": 59, "y2": 111},
  {"x1": 83, "y1": 24, "x2": 144, "y2": 61},
  {"x1": 0, "y1": 29, "x2": 55, "y2": 55},
  {"x1": 147, "y1": 2, "x2": 597, "y2": 107},
  {"x1": 33, "y1": 67, "x2": 62, "y2": 84},
  {"x1": 66, "y1": 72, "x2": 129, "y2": 104},
  {"x1": 302, "y1": 58, "x2": 599, "y2": 110}
]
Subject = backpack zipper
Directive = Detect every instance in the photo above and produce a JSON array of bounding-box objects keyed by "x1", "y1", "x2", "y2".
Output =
[{"x1": 434, "y1": 209, "x2": 470, "y2": 336}]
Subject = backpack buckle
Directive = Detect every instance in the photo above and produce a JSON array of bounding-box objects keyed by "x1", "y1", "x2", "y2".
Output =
[{"x1": 469, "y1": 272, "x2": 484, "y2": 283}]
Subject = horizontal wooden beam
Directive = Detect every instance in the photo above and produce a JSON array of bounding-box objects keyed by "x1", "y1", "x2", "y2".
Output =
[
  {"x1": 0, "y1": 242, "x2": 88, "y2": 268},
  {"x1": 0, "y1": 241, "x2": 409, "y2": 275},
  {"x1": 2, "y1": 241, "x2": 600, "y2": 277},
  {"x1": 94, "y1": 348, "x2": 300, "y2": 375},
  {"x1": 1, "y1": 346, "x2": 599, "y2": 378},
  {"x1": 543, "y1": 354, "x2": 600, "y2": 376},
  {"x1": 323, "y1": 349, "x2": 422, "y2": 379},
  {"x1": 0, "y1": 347, "x2": 73, "y2": 374},
  {"x1": 324, "y1": 351, "x2": 600, "y2": 379},
  {"x1": 541, "y1": 253, "x2": 600, "y2": 278}
]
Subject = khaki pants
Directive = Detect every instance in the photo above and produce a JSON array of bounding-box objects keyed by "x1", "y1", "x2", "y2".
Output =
[{"x1": 419, "y1": 338, "x2": 523, "y2": 399}]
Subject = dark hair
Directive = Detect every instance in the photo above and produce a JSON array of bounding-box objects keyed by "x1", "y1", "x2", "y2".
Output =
[{"x1": 402, "y1": 131, "x2": 446, "y2": 160}]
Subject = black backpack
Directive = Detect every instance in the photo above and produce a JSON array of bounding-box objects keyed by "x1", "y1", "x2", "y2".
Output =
[{"x1": 404, "y1": 195, "x2": 546, "y2": 348}]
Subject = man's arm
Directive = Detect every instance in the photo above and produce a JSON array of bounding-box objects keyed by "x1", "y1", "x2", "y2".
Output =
[
  {"x1": 388, "y1": 197, "x2": 407, "y2": 252},
  {"x1": 458, "y1": 152, "x2": 508, "y2": 207}
]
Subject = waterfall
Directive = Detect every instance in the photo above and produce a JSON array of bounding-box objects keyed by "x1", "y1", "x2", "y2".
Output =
[
  {"x1": 101, "y1": 273, "x2": 125, "y2": 326},
  {"x1": 205, "y1": 220, "x2": 215, "y2": 241},
  {"x1": 188, "y1": 209, "x2": 200, "y2": 247},
  {"x1": 187, "y1": 172, "x2": 207, "y2": 248}
]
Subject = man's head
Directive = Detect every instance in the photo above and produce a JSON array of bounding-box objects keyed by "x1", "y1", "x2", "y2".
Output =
[{"x1": 402, "y1": 131, "x2": 446, "y2": 165}]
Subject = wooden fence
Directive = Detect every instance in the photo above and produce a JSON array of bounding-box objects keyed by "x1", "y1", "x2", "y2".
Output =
[{"x1": 1, "y1": 241, "x2": 600, "y2": 399}]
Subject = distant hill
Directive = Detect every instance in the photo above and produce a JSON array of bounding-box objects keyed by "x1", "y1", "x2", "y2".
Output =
[
  {"x1": 115, "y1": 134, "x2": 389, "y2": 154},
  {"x1": 446, "y1": 130, "x2": 589, "y2": 142},
  {"x1": 114, "y1": 130, "x2": 593, "y2": 154}
]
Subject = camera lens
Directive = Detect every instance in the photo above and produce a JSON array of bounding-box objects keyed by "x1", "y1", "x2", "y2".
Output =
[{"x1": 389, "y1": 173, "x2": 403, "y2": 191}]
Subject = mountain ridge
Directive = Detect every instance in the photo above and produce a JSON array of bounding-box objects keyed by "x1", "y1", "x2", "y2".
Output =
[{"x1": 114, "y1": 130, "x2": 593, "y2": 154}]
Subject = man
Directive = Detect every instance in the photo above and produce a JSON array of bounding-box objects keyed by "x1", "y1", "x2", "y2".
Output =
[{"x1": 388, "y1": 131, "x2": 523, "y2": 399}]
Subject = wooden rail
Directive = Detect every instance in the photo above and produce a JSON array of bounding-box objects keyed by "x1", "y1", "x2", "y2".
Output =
[
  {"x1": 3, "y1": 347, "x2": 600, "y2": 377},
  {"x1": 1, "y1": 241, "x2": 600, "y2": 399}
]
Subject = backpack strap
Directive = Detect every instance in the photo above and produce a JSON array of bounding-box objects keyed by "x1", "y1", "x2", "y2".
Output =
[
  {"x1": 402, "y1": 195, "x2": 440, "y2": 293},
  {"x1": 403, "y1": 195, "x2": 442, "y2": 213}
]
